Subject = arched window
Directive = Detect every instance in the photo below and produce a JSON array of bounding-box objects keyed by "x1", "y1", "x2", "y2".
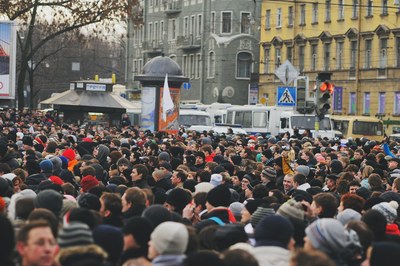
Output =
[
  {"x1": 236, "y1": 52, "x2": 252, "y2": 78},
  {"x1": 208, "y1": 51, "x2": 215, "y2": 78}
]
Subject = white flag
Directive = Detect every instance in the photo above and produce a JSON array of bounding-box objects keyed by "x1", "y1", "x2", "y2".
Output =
[{"x1": 162, "y1": 74, "x2": 174, "y2": 121}]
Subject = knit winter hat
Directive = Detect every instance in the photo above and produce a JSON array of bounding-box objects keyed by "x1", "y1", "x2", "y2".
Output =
[
  {"x1": 58, "y1": 222, "x2": 94, "y2": 248},
  {"x1": 93, "y1": 224, "x2": 124, "y2": 263},
  {"x1": 123, "y1": 217, "x2": 154, "y2": 250},
  {"x1": 150, "y1": 221, "x2": 188, "y2": 255},
  {"x1": 62, "y1": 148, "x2": 76, "y2": 162},
  {"x1": 229, "y1": 202, "x2": 245, "y2": 218},
  {"x1": 158, "y1": 152, "x2": 170, "y2": 162},
  {"x1": 39, "y1": 159, "x2": 53, "y2": 173},
  {"x1": 165, "y1": 188, "x2": 191, "y2": 213},
  {"x1": 337, "y1": 208, "x2": 362, "y2": 225},
  {"x1": 372, "y1": 201, "x2": 398, "y2": 224},
  {"x1": 210, "y1": 174, "x2": 223, "y2": 187},
  {"x1": 262, "y1": 167, "x2": 277, "y2": 180},
  {"x1": 34, "y1": 189, "x2": 63, "y2": 216},
  {"x1": 230, "y1": 155, "x2": 242, "y2": 166},
  {"x1": 254, "y1": 215, "x2": 294, "y2": 248},
  {"x1": 78, "y1": 193, "x2": 101, "y2": 211},
  {"x1": 296, "y1": 165, "x2": 310, "y2": 177},
  {"x1": 250, "y1": 206, "x2": 276, "y2": 228},
  {"x1": 49, "y1": 176, "x2": 64, "y2": 186},
  {"x1": 206, "y1": 185, "x2": 231, "y2": 207},
  {"x1": 195, "y1": 182, "x2": 214, "y2": 194},
  {"x1": 80, "y1": 175, "x2": 99, "y2": 193},
  {"x1": 141, "y1": 204, "x2": 172, "y2": 228},
  {"x1": 277, "y1": 199, "x2": 305, "y2": 221},
  {"x1": 305, "y1": 218, "x2": 347, "y2": 254}
]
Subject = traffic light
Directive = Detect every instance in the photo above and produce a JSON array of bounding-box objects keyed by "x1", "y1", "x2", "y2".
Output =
[{"x1": 315, "y1": 73, "x2": 334, "y2": 119}]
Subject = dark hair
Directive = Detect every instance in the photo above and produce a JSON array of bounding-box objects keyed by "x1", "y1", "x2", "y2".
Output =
[
  {"x1": 100, "y1": 192, "x2": 122, "y2": 217},
  {"x1": 341, "y1": 193, "x2": 365, "y2": 213},
  {"x1": 133, "y1": 164, "x2": 149, "y2": 179},
  {"x1": 313, "y1": 193, "x2": 339, "y2": 218}
]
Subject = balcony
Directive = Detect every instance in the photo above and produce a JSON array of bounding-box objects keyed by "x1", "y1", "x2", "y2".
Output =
[
  {"x1": 164, "y1": 0, "x2": 182, "y2": 15},
  {"x1": 176, "y1": 35, "x2": 201, "y2": 50},
  {"x1": 142, "y1": 41, "x2": 163, "y2": 55}
]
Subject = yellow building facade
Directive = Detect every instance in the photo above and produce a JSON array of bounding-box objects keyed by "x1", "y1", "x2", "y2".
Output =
[{"x1": 259, "y1": 0, "x2": 400, "y2": 133}]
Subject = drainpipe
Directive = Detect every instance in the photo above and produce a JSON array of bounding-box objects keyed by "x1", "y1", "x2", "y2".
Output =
[{"x1": 355, "y1": 0, "x2": 362, "y2": 115}]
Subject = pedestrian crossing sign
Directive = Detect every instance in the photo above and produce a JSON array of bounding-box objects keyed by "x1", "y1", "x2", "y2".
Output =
[{"x1": 277, "y1": 86, "x2": 296, "y2": 107}]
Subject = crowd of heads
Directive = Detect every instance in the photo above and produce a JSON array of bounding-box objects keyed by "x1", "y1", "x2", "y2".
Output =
[{"x1": 0, "y1": 108, "x2": 400, "y2": 266}]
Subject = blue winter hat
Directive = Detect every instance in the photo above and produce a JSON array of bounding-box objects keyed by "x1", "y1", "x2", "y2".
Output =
[{"x1": 39, "y1": 159, "x2": 53, "y2": 173}]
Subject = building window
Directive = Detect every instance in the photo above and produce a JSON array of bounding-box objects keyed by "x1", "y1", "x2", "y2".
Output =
[
  {"x1": 287, "y1": 46, "x2": 293, "y2": 63},
  {"x1": 197, "y1": 14, "x2": 202, "y2": 36},
  {"x1": 324, "y1": 43, "x2": 330, "y2": 71},
  {"x1": 265, "y1": 10, "x2": 271, "y2": 29},
  {"x1": 210, "y1": 12, "x2": 216, "y2": 34},
  {"x1": 275, "y1": 48, "x2": 281, "y2": 69},
  {"x1": 190, "y1": 54, "x2": 195, "y2": 79},
  {"x1": 350, "y1": 40, "x2": 357, "y2": 69},
  {"x1": 169, "y1": 19, "x2": 177, "y2": 40},
  {"x1": 276, "y1": 8, "x2": 282, "y2": 28},
  {"x1": 312, "y1": 3, "x2": 318, "y2": 24},
  {"x1": 133, "y1": 60, "x2": 137, "y2": 74},
  {"x1": 395, "y1": 92, "x2": 400, "y2": 115},
  {"x1": 208, "y1": 52, "x2": 215, "y2": 78},
  {"x1": 380, "y1": 38, "x2": 388, "y2": 68},
  {"x1": 190, "y1": 15, "x2": 195, "y2": 35},
  {"x1": 378, "y1": 92, "x2": 386, "y2": 113},
  {"x1": 382, "y1": 0, "x2": 388, "y2": 15},
  {"x1": 311, "y1": 44, "x2": 318, "y2": 71},
  {"x1": 363, "y1": 92, "x2": 371, "y2": 114},
  {"x1": 154, "y1": 22, "x2": 159, "y2": 42},
  {"x1": 397, "y1": 37, "x2": 400, "y2": 67},
  {"x1": 241, "y1": 12, "x2": 251, "y2": 34},
  {"x1": 325, "y1": 0, "x2": 331, "y2": 22},
  {"x1": 299, "y1": 46, "x2": 305, "y2": 72},
  {"x1": 367, "y1": 0, "x2": 373, "y2": 16},
  {"x1": 196, "y1": 54, "x2": 201, "y2": 79},
  {"x1": 365, "y1": 39, "x2": 372, "y2": 68},
  {"x1": 183, "y1": 17, "x2": 189, "y2": 37},
  {"x1": 352, "y1": 0, "x2": 358, "y2": 18},
  {"x1": 148, "y1": 23, "x2": 153, "y2": 41},
  {"x1": 160, "y1": 21, "x2": 164, "y2": 41},
  {"x1": 237, "y1": 52, "x2": 252, "y2": 78},
  {"x1": 288, "y1": 6, "x2": 293, "y2": 26},
  {"x1": 338, "y1": 0, "x2": 344, "y2": 19},
  {"x1": 349, "y1": 92, "x2": 357, "y2": 114},
  {"x1": 264, "y1": 47, "x2": 270, "y2": 74},
  {"x1": 300, "y1": 5, "x2": 306, "y2": 25},
  {"x1": 182, "y1": 55, "x2": 187, "y2": 76},
  {"x1": 336, "y1": 41, "x2": 343, "y2": 69},
  {"x1": 221, "y1": 12, "x2": 232, "y2": 33}
]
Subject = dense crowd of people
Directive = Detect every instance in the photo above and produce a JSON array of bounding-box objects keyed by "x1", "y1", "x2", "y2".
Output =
[{"x1": 0, "y1": 108, "x2": 400, "y2": 266}]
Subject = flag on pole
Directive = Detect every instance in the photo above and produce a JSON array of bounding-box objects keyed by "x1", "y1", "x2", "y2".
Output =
[{"x1": 162, "y1": 74, "x2": 174, "y2": 121}]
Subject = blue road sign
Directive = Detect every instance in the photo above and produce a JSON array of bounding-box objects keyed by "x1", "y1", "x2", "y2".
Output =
[
  {"x1": 277, "y1": 86, "x2": 296, "y2": 107},
  {"x1": 183, "y1": 82, "x2": 191, "y2": 90}
]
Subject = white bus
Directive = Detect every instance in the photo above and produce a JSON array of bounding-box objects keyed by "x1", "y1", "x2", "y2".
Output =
[{"x1": 225, "y1": 105, "x2": 292, "y2": 135}]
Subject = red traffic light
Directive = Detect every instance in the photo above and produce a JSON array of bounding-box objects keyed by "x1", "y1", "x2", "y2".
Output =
[{"x1": 319, "y1": 82, "x2": 334, "y2": 94}]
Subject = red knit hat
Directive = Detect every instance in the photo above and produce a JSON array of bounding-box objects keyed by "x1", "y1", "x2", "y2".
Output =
[
  {"x1": 62, "y1": 148, "x2": 76, "y2": 162},
  {"x1": 49, "y1": 175, "x2": 64, "y2": 186},
  {"x1": 80, "y1": 175, "x2": 99, "y2": 192},
  {"x1": 0, "y1": 196, "x2": 6, "y2": 213}
]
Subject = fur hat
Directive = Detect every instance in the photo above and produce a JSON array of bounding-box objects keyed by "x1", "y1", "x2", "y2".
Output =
[
  {"x1": 93, "y1": 225, "x2": 124, "y2": 263},
  {"x1": 165, "y1": 188, "x2": 191, "y2": 214},
  {"x1": 150, "y1": 222, "x2": 188, "y2": 255}
]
